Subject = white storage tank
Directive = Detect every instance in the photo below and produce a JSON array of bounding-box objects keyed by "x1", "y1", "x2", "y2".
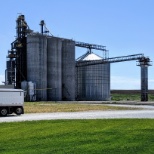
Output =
[
  {"x1": 21, "y1": 80, "x2": 28, "y2": 91},
  {"x1": 28, "y1": 81, "x2": 36, "y2": 101},
  {"x1": 21, "y1": 80, "x2": 28, "y2": 99}
]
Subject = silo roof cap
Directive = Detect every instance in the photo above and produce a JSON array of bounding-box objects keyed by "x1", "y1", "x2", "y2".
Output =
[
  {"x1": 82, "y1": 53, "x2": 102, "y2": 60},
  {"x1": 77, "y1": 52, "x2": 102, "y2": 61}
]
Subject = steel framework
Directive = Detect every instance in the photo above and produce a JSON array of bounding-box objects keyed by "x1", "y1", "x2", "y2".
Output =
[
  {"x1": 6, "y1": 15, "x2": 31, "y2": 88},
  {"x1": 75, "y1": 41, "x2": 108, "y2": 59},
  {"x1": 6, "y1": 15, "x2": 52, "y2": 88},
  {"x1": 39, "y1": 20, "x2": 53, "y2": 36}
]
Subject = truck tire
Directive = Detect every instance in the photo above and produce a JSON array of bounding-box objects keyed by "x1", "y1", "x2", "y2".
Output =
[
  {"x1": 0, "y1": 108, "x2": 8, "y2": 116},
  {"x1": 15, "y1": 107, "x2": 23, "y2": 115}
]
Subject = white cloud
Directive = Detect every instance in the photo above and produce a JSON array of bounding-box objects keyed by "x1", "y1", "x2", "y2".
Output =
[
  {"x1": 111, "y1": 75, "x2": 154, "y2": 89},
  {"x1": 111, "y1": 76, "x2": 140, "y2": 90},
  {"x1": 148, "y1": 79, "x2": 154, "y2": 89}
]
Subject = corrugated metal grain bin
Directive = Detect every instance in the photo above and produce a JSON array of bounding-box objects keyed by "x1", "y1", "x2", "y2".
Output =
[{"x1": 76, "y1": 52, "x2": 110, "y2": 101}]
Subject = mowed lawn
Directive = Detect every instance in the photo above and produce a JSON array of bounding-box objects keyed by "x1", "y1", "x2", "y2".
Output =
[{"x1": 0, "y1": 119, "x2": 154, "y2": 154}]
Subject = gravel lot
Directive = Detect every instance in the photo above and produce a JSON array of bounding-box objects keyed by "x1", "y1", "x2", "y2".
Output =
[{"x1": 1, "y1": 104, "x2": 154, "y2": 123}]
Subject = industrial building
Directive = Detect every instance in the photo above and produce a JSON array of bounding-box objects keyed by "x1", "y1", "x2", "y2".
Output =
[{"x1": 5, "y1": 15, "x2": 152, "y2": 101}]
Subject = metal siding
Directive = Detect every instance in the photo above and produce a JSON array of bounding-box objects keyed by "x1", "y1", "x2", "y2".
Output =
[
  {"x1": 0, "y1": 90, "x2": 24, "y2": 106},
  {"x1": 27, "y1": 34, "x2": 47, "y2": 101},
  {"x1": 62, "y1": 40, "x2": 76, "y2": 100},
  {"x1": 76, "y1": 54, "x2": 110, "y2": 101},
  {"x1": 47, "y1": 37, "x2": 62, "y2": 101}
]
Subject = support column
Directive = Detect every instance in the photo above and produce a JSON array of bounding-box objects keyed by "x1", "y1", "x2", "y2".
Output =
[
  {"x1": 140, "y1": 65, "x2": 148, "y2": 101},
  {"x1": 137, "y1": 57, "x2": 151, "y2": 101}
]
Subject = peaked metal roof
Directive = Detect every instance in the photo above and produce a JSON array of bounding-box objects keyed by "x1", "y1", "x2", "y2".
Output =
[{"x1": 76, "y1": 51, "x2": 102, "y2": 61}]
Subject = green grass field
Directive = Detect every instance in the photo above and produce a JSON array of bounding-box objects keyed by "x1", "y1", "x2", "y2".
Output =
[
  {"x1": 111, "y1": 93, "x2": 154, "y2": 101},
  {"x1": 111, "y1": 90, "x2": 154, "y2": 101},
  {"x1": 0, "y1": 119, "x2": 154, "y2": 154}
]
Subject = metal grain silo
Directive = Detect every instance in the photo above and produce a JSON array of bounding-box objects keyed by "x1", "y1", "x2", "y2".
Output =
[
  {"x1": 47, "y1": 37, "x2": 62, "y2": 101},
  {"x1": 27, "y1": 34, "x2": 47, "y2": 101},
  {"x1": 62, "y1": 39, "x2": 76, "y2": 100},
  {"x1": 76, "y1": 52, "x2": 110, "y2": 101}
]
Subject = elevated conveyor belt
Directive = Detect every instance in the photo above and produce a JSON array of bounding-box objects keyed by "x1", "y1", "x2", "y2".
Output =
[
  {"x1": 76, "y1": 54, "x2": 145, "y2": 67},
  {"x1": 75, "y1": 41, "x2": 108, "y2": 59}
]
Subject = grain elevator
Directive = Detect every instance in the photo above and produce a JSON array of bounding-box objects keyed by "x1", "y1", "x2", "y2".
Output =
[{"x1": 5, "y1": 15, "x2": 152, "y2": 101}]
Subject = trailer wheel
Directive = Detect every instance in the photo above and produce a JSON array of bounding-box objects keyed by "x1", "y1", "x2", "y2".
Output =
[
  {"x1": 15, "y1": 107, "x2": 23, "y2": 115},
  {"x1": 0, "y1": 108, "x2": 8, "y2": 116}
]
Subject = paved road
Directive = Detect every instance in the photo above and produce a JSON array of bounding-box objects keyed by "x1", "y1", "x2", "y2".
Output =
[{"x1": 1, "y1": 107, "x2": 154, "y2": 123}]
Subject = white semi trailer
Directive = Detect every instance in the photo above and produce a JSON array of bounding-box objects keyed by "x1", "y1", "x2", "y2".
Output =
[{"x1": 0, "y1": 89, "x2": 24, "y2": 116}]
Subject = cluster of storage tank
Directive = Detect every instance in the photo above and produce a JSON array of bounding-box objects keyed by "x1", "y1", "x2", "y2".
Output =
[
  {"x1": 21, "y1": 81, "x2": 36, "y2": 101},
  {"x1": 25, "y1": 33, "x2": 111, "y2": 101},
  {"x1": 26, "y1": 34, "x2": 75, "y2": 101}
]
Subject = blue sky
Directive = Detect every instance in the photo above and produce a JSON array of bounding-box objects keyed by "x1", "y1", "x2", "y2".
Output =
[{"x1": 0, "y1": 0, "x2": 154, "y2": 89}]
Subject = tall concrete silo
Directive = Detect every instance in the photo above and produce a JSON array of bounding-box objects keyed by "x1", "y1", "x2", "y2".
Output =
[
  {"x1": 47, "y1": 37, "x2": 62, "y2": 101},
  {"x1": 62, "y1": 39, "x2": 76, "y2": 100},
  {"x1": 27, "y1": 34, "x2": 47, "y2": 101},
  {"x1": 76, "y1": 52, "x2": 110, "y2": 101}
]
